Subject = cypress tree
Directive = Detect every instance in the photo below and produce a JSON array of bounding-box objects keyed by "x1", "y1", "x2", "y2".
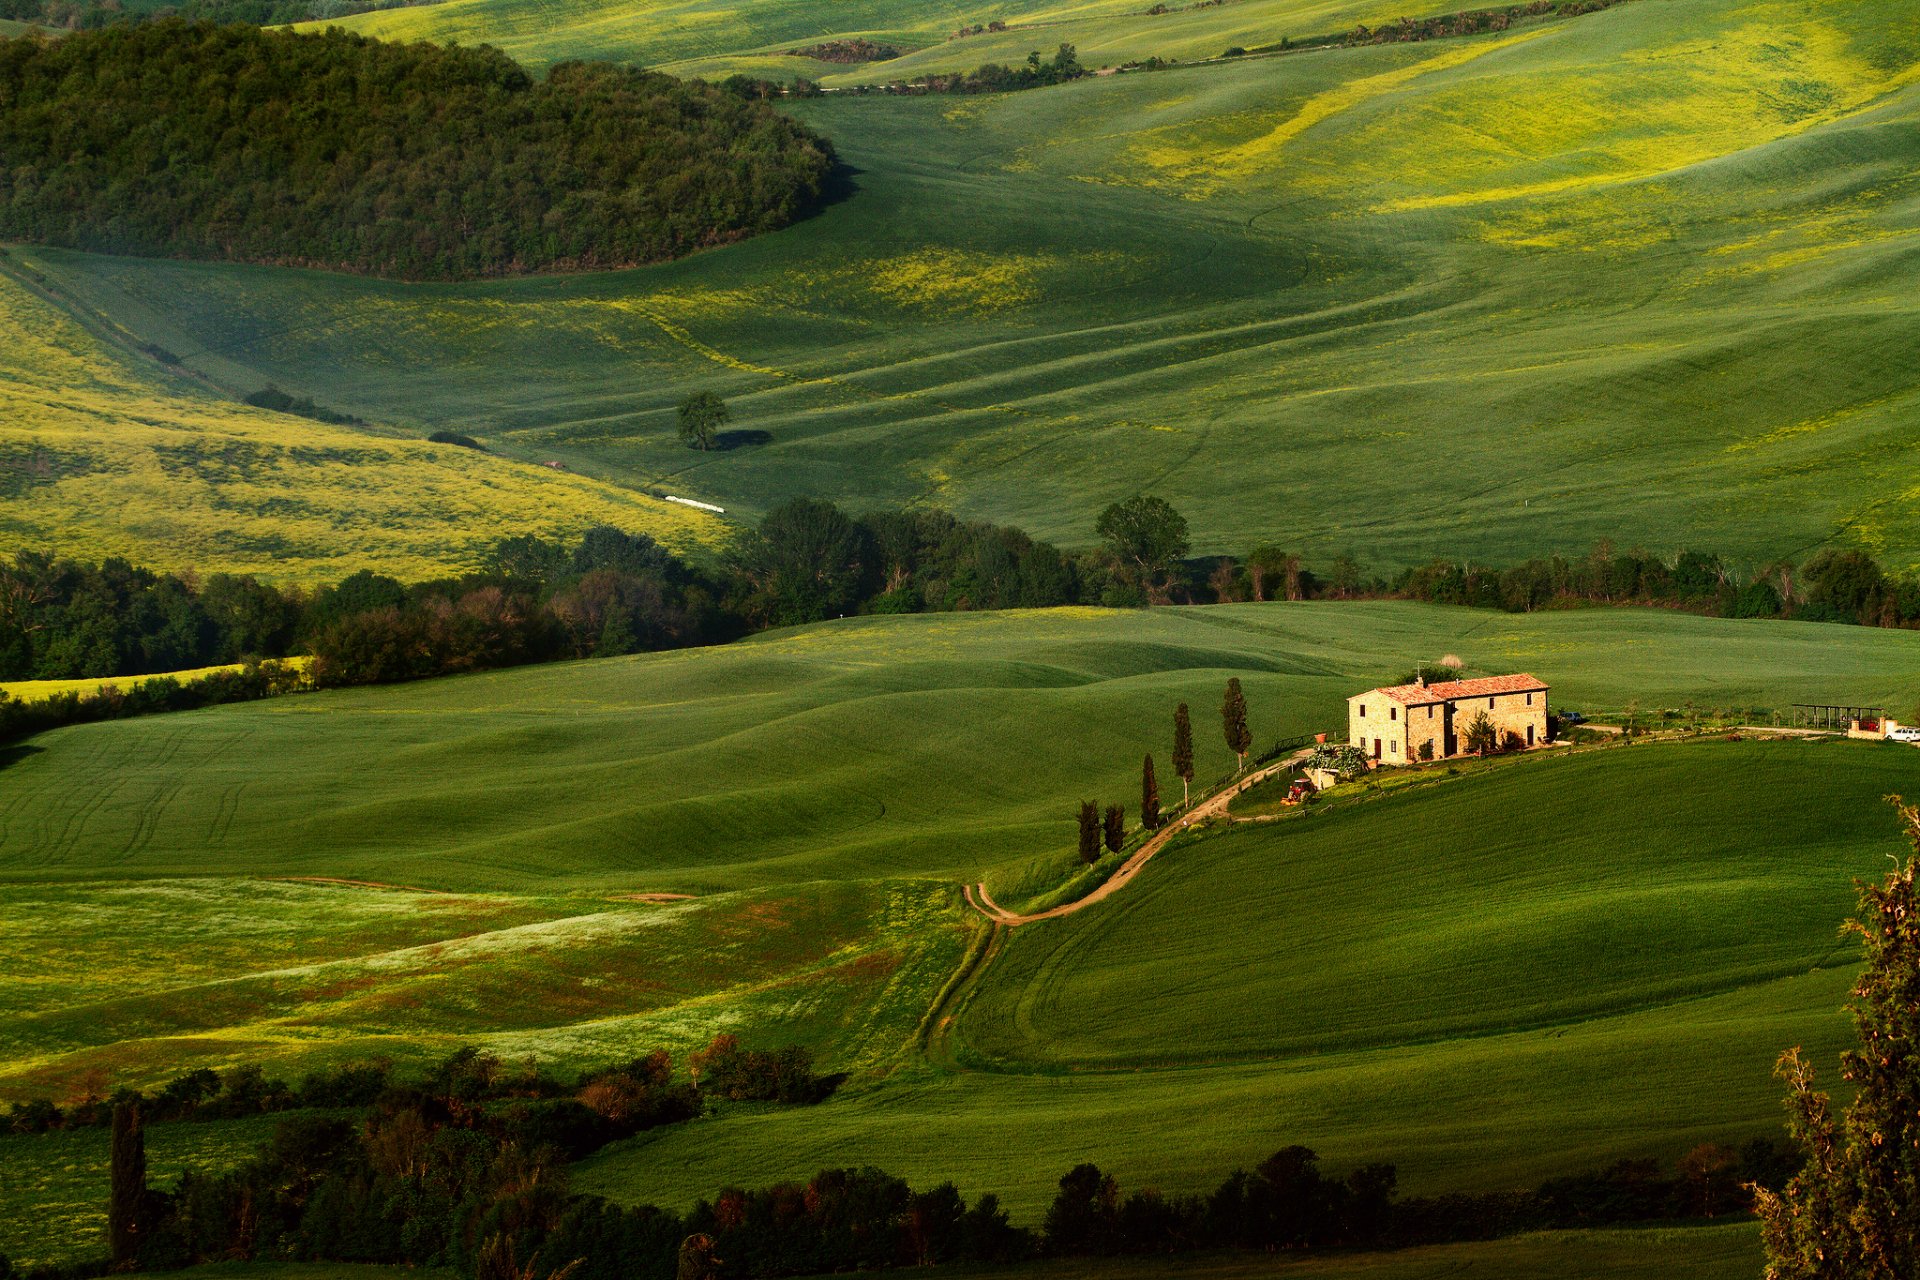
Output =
[
  {"x1": 1103, "y1": 804, "x2": 1125, "y2": 854},
  {"x1": 108, "y1": 1101, "x2": 148, "y2": 1269},
  {"x1": 1757, "y1": 795, "x2": 1920, "y2": 1278},
  {"x1": 1222, "y1": 677, "x2": 1252, "y2": 772},
  {"x1": 1172, "y1": 703, "x2": 1194, "y2": 806},
  {"x1": 1077, "y1": 801, "x2": 1101, "y2": 864},
  {"x1": 1141, "y1": 754, "x2": 1160, "y2": 830}
]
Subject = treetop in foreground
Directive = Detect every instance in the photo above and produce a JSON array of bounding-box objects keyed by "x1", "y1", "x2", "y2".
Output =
[
  {"x1": 0, "y1": 22, "x2": 835, "y2": 280},
  {"x1": 1758, "y1": 795, "x2": 1920, "y2": 1280}
]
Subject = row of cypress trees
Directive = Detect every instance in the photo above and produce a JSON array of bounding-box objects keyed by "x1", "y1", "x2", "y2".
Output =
[{"x1": 1077, "y1": 678, "x2": 1253, "y2": 863}]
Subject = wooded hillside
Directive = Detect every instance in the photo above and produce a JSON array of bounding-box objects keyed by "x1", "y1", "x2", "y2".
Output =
[{"x1": 0, "y1": 22, "x2": 836, "y2": 278}]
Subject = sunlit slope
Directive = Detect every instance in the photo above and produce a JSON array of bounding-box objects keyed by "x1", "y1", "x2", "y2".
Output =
[
  {"x1": 54, "y1": 0, "x2": 1920, "y2": 567},
  {"x1": 576, "y1": 739, "x2": 1907, "y2": 1217},
  {"x1": 0, "y1": 876, "x2": 967, "y2": 1105},
  {"x1": 0, "y1": 267, "x2": 724, "y2": 582},
  {"x1": 5, "y1": 601, "x2": 1918, "y2": 893},
  {"x1": 308, "y1": 0, "x2": 1398, "y2": 77}
]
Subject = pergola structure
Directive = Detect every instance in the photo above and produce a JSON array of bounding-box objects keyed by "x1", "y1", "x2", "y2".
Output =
[{"x1": 1792, "y1": 703, "x2": 1888, "y2": 731}]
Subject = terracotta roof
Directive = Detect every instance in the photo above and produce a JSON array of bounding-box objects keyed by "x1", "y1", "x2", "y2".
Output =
[{"x1": 1357, "y1": 673, "x2": 1549, "y2": 706}]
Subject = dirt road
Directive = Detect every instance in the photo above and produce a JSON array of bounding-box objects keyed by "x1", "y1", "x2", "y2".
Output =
[{"x1": 967, "y1": 749, "x2": 1311, "y2": 927}]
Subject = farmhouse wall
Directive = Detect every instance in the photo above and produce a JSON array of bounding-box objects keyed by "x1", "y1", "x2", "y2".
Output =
[{"x1": 1346, "y1": 677, "x2": 1548, "y2": 764}]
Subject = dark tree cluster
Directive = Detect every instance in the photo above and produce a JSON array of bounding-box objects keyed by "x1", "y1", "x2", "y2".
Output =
[
  {"x1": 1205, "y1": 540, "x2": 1920, "y2": 631},
  {"x1": 15, "y1": 1036, "x2": 1811, "y2": 1280},
  {"x1": 0, "y1": 552, "x2": 304, "y2": 679},
  {"x1": 853, "y1": 43, "x2": 1085, "y2": 96},
  {"x1": 7, "y1": 1059, "x2": 393, "y2": 1135},
  {"x1": 728, "y1": 500, "x2": 1092, "y2": 628},
  {"x1": 687, "y1": 1035, "x2": 836, "y2": 1104},
  {"x1": 0, "y1": 22, "x2": 836, "y2": 279}
]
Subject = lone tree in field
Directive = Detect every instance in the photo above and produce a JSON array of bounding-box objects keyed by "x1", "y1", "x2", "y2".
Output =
[
  {"x1": 1756, "y1": 796, "x2": 1920, "y2": 1280},
  {"x1": 1096, "y1": 494, "x2": 1190, "y2": 603},
  {"x1": 1103, "y1": 804, "x2": 1125, "y2": 854},
  {"x1": 1173, "y1": 703, "x2": 1195, "y2": 805},
  {"x1": 1222, "y1": 677, "x2": 1252, "y2": 772},
  {"x1": 1464, "y1": 710, "x2": 1498, "y2": 757},
  {"x1": 1141, "y1": 754, "x2": 1160, "y2": 830},
  {"x1": 108, "y1": 1101, "x2": 149, "y2": 1269},
  {"x1": 677, "y1": 391, "x2": 730, "y2": 451},
  {"x1": 1077, "y1": 801, "x2": 1102, "y2": 864}
]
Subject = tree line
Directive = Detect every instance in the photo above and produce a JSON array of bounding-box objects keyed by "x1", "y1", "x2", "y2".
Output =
[
  {"x1": 0, "y1": 500, "x2": 1136, "y2": 690},
  {"x1": 0, "y1": 22, "x2": 835, "y2": 280},
  {"x1": 8, "y1": 1035, "x2": 832, "y2": 1140},
  {"x1": 34, "y1": 1082, "x2": 1806, "y2": 1280},
  {"x1": 10, "y1": 495, "x2": 1920, "y2": 743}
]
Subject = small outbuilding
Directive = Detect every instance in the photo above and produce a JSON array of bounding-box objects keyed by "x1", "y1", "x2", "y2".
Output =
[{"x1": 1347, "y1": 673, "x2": 1549, "y2": 764}]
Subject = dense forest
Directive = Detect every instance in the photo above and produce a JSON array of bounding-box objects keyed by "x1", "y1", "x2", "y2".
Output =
[{"x1": 0, "y1": 22, "x2": 836, "y2": 278}]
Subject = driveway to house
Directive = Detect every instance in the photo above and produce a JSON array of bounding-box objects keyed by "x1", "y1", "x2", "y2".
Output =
[{"x1": 966, "y1": 749, "x2": 1313, "y2": 927}]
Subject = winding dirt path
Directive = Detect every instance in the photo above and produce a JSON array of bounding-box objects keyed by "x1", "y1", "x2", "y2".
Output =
[{"x1": 968, "y1": 749, "x2": 1312, "y2": 927}]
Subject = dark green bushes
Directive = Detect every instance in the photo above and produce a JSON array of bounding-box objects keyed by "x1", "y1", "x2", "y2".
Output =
[{"x1": 0, "y1": 22, "x2": 835, "y2": 279}]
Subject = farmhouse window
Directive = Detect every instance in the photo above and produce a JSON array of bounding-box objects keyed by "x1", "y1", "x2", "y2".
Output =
[
  {"x1": 1359, "y1": 705, "x2": 1366, "y2": 717},
  {"x1": 1488, "y1": 697, "x2": 1495, "y2": 709},
  {"x1": 1526, "y1": 693, "x2": 1534, "y2": 705},
  {"x1": 1390, "y1": 707, "x2": 1397, "y2": 721}
]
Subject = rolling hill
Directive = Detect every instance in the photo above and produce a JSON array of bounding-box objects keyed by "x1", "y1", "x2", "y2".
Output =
[
  {"x1": 21, "y1": 0, "x2": 1920, "y2": 573},
  {"x1": 3, "y1": 601, "x2": 1916, "y2": 1252},
  {"x1": 306, "y1": 0, "x2": 1406, "y2": 80},
  {"x1": 0, "y1": 256, "x2": 725, "y2": 581},
  {"x1": 571, "y1": 737, "x2": 1907, "y2": 1218}
]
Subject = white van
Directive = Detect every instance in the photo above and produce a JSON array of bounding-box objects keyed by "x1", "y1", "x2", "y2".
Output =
[{"x1": 1888, "y1": 726, "x2": 1920, "y2": 744}]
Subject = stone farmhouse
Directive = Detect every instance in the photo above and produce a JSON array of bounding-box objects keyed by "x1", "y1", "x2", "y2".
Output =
[{"x1": 1347, "y1": 673, "x2": 1549, "y2": 764}]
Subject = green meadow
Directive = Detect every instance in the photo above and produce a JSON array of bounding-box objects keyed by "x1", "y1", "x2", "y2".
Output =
[
  {"x1": 0, "y1": 260, "x2": 726, "y2": 582},
  {"x1": 24, "y1": 0, "x2": 1920, "y2": 572},
  {"x1": 3, "y1": 602, "x2": 1917, "y2": 1254},
  {"x1": 305, "y1": 0, "x2": 1404, "y2": 79}
]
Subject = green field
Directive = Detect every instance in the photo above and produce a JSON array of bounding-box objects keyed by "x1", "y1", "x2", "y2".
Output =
[
  {"x1": 2, "y1": 602, "x2": 1916, "y2": 1252},
  {"x1": 304, "y1": 0, "x2": 1420, "y2": 86},
  {"x1": 0, "y1": 259, "x2": 727, "y2": 582},
  {"x1": 303, "y1": 0, "x2": 1405, "y2": 79},
  {"x1": 22, "y1": 0, "x2": 1920, "y2": 573}
]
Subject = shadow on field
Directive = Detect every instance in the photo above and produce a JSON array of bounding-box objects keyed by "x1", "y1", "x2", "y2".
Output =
[
  {"x1": 797, "y1": 160, "x2": 863, "y2": 224},
  {"x1": 712, "y1": 429, "x2": 774, "y2": 451},
  {"x1": 0, "y1": 743, "x2": 43, "y2": 771}
]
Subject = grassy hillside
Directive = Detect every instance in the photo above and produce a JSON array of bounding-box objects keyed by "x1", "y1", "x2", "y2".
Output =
[
  {"x1": 0, "y1": 261, "x2": 726, "y2": 582},
  {"x1": 3, "y1": 602, "x2": 1915, "y2": 1228},
  {"x1": 5, "y1": 601, "x2": 1915, "y2": 894},
  {"x1": 34, "y1": 0, "x2": 1920, "y2": 571},
  {"x1": 305, "y1": 0, "x2": 1402, "y2": 78},
  {"x1": 570, "y1": 738, "x2": 1902, "y2": 1216},
  {"x1": 0, "y1": 876, "x2": 967, "y2": 1104},
  {"x1": 959, "y1": 740, "x2": 1901, "y2": 1070}
]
